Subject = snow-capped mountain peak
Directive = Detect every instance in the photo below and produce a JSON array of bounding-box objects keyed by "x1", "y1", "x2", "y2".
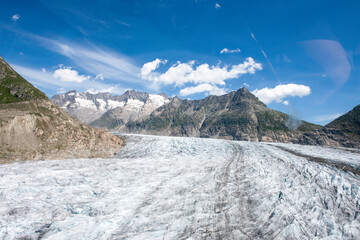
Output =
[{"x1": 51, "y1": 90, "x2": 170, "y2": 124}]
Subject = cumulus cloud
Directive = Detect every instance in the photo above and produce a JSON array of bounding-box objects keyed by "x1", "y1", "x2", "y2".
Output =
[
  {"x1": 215, "y1": 3, "x2": 221, "y2": 9},
  {"x1": 220, "y1": 48, "x2": 241, "y2": 54},
  {"x1": 283, "y1": 100, "x2": 289, "y2": 105},
  {"x1": 141, "y1": 57, "x2": 261, "y2": 96},
  {"x1": 12, "y1": 14, "x2": 20, "y2": 22},
  {"x1": 53, "y1": 67, "x2": 90, "y2": 83},
  {"x1": 141, "y1": 58, "x2": 168, "y2": 77},
  {"x1": 142, "y1": 57, "x2": 262, "y2": 87},
  {"x1": 252, "y1": 84, "x2": 311, "y2": 105},
  {"x1": 180, "y1": 84, "x2": 226, "y2": 96}
]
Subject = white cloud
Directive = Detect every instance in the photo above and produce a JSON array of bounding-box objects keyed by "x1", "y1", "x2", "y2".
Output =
[
  {"x1": 215, "y1": 3, "x2": 221, "y2": 9},
  {"x1": 4, "y1": 29, "x2": 141, "y2": 84},
  {"x1": 53, "y1": 67, "x2": 90, "y2": 83},
  {"x1": 252, "y1": 84, "x2": 311, "y2": 104},
  {"x1": 180, "y1": 84, "x2": 226, "y2": 96},
  {"x1": 42, "y1": 68, "x2": 46, "y2": 73},
  {"x1": 141, "y1": 58, "x2": 168, "y2": 77},
  {"x1": 12, "y1": 14, "x2": 20, "y2": 22},
  {"x1": 283, "y1": 100, "x2": 289, "y2": 105},
  {"x1": 142, "y1": 57, "x2": 262, "y2": 87},
  {"x1": 220, "y1": 48, "x2": 241, "y2": 54},
  {"x1": 95, "y1": 73, "x2": 104, "y2": 80},
  {"x1": 314, "y1": 113, "x2": 342, "y2": 122},
  {"x1": 51, "y1": 41, "x2": 141, "y2": 84},
  {"x1": 243, "y1": 82, "x2": 249, "y2": 88}
]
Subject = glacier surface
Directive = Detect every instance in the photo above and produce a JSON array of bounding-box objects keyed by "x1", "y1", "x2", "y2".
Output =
[{"x1": 0, "y1": 135, "x2": 359, "y2": 239}]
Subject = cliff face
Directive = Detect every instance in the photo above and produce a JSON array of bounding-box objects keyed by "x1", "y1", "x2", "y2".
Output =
[{"x1": 0, "y1": 56, "x2": 123, "y2": 163}]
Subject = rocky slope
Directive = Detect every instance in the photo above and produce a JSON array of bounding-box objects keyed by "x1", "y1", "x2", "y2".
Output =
[
  {"x1": 326, "y1": 104, "x2": 360, "y2": 140},
  {"x1": 124, "y1": 88, "x2": 320, "y2": 141},
  {"x1": 52, "y1": 90, "x2": 170, "y2": 124},
  {"x1": 291, "y1": 105, "x2": 360, "y2": 148},
  {"x1": 50, "y1": 76, "x2": 359, "y2": 148},
  {"x1": 0, "y1": 55, "x2": 123, "y2": 163}
]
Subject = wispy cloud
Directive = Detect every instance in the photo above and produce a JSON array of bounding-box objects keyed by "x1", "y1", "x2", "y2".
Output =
[
  {"x1": 215, "y1": 3, "x2": 221, "y2": 9},
  {"x1": 282, "y1": 54, "x2": 292, "y2": 63},
  {"x1": 314, "y1": 113, "x2": 342, "y2": 123},
  {"x1": 0, "y1": 27, "x2": 141, "y2": 85},
  {"x1": 48, "y1": 40, "x2": 141, "y2": 84},
  {"x1": 11, "y1": 64, "x2": 126, "y2": 96}
]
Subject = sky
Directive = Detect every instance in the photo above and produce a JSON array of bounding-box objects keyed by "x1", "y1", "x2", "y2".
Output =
[{"x1": 1, "y1": 0, "x2": 360, "y2": 125}]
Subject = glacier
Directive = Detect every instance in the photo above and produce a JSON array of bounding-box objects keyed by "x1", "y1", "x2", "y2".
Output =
[{"x1": 0, "y1": 134, "x2": 359, "y2": 239}]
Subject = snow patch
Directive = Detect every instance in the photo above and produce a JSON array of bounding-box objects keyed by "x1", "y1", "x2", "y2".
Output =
[
  {"x1": 108, "y1": 100, "x2": 125, "y2": 109},
  {"x1": 149, "y1": 94, "x2": 169, "y2": 107},
  {"x1": 74, "y1": 98, "x2": 97, "y2": 110},
  {"x1": 125, "y1": 99, "x2": 144, "y2": 110},
  {"x1": 96, "y1": 99, "x2": 106, "y2": 111}
]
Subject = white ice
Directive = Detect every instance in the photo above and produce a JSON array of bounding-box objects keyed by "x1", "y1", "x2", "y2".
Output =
[
  {"x1": 74, "y1": 97, "x2": 97, "y2": 110},
  {"x1": 0, "y1": 135, "x2": 359, "y2": 239},
  {"x1": 107, "y1": 100, "x2": 125, "y2": 109},
  {"x1": 148, "y1": 94, "x2": 170, "y2": 107}
]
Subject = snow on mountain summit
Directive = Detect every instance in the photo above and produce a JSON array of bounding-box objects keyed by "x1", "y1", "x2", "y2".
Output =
[{"x1": 51, "y1": 90, "x2": 169, "y2": 124}]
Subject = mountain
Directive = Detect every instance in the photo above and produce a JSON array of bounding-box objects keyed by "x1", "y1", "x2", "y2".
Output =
[
  {"x1": 51, "y1": 83, "x2": 360, "y2": 148},
  {"x1": 290, "y1": 105, "x2": 360, "y2": 148},
  {"x1": 123, "y1": 87, "x2": 321, "y2": 142},
  {"x1": 0, "y1": 57, "x2": 47, "y2": 104},
  {"x1": 326, "y1": 104, "x2": 360, "y2": 140},
  {"x1": 0, "y1": 55, "x2": 123, "y2": 163},
  {"x1": 52, "y1": 90, "x2": 170, "y2": 125}
]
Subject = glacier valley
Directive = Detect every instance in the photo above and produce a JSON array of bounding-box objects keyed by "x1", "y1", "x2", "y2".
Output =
[{"x1": 0, "y1": 135, "x2": 359, "y2": 239}]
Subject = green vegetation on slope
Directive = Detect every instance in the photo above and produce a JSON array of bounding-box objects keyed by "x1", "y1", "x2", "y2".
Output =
[{"x1": 0, "y1": 57, "x2": 48, "y2": 104}]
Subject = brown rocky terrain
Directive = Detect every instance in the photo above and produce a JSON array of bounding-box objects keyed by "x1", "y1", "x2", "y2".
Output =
[{"x1": 0, "y1": 55, "x2": 123, "y2": 163}]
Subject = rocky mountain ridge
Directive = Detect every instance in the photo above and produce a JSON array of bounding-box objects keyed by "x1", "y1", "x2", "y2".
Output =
[
  {"x1": 52, "y1": 90, "x2": 170, "y2": 124},
  {"x1": 123, "y1": 88, "x2": 322, "y2": 142},
  {"x1": 51, "y1": 79, "x2": 360, "y2": 148},
  {"x1": 0, "y1": 55, "x2": 123, "y2": 163}
]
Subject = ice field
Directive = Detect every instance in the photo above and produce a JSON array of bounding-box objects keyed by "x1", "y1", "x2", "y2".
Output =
[{"x1": 0, "y1": 134, "x2": 359, "y2": 239}]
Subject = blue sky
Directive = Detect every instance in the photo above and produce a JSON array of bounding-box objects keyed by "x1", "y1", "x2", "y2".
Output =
[{"x1": 1, "y1": 0, "x2": 359, "y2": 125}]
